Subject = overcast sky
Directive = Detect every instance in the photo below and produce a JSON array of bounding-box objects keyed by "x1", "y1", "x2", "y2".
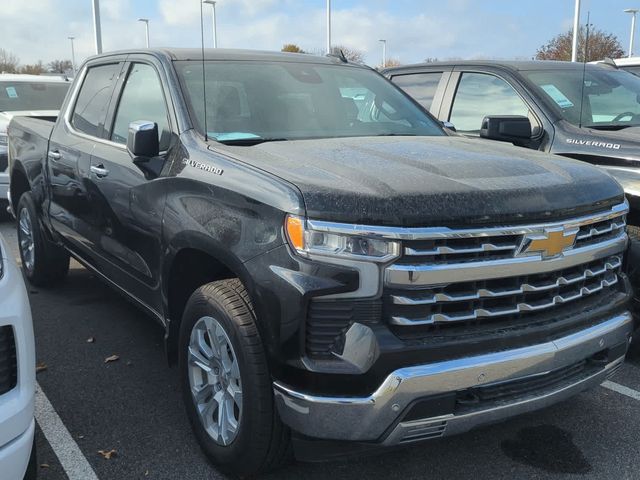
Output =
[{"x1": 1, "y1": 0, "x2": 639, "y2": 68}]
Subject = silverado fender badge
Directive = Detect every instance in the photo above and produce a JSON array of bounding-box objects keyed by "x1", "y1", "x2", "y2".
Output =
[
  {"x1": 566, "y1": 138, "x2": 621, "y2": 150},
  {"x1": 182, "y1": 158, "x2": 224, "y2": 175}
]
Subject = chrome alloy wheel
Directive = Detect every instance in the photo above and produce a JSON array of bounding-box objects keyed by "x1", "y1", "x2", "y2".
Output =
[
  {"x1": 18, "y1": 207, "x2": 35, "y2": 273},
  {"x1": 188, "y1": 316, "x2": 243, "y2": 446}
]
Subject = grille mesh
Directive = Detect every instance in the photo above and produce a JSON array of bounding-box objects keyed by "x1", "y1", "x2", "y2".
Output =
[
  {"x1": 0, "y1": 326, "x2": 17, "y2": 396},
  {"x1": 305, "y1": 300, "x2": 381, "y2": 358}
]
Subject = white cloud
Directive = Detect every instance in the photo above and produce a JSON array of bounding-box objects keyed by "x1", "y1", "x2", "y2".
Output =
[{"x1": 0, "y1": 0, "x2": 591, "y2": 69}]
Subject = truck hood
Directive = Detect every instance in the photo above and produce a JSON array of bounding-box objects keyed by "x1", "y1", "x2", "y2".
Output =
[{"x1": 214, "y1": 136, "x2": 624, "y2": 227}]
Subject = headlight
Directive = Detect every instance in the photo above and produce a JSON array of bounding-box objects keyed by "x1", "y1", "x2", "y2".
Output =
[{"x1": 285, "y1": 215, "x2": 400, "y2": 262}]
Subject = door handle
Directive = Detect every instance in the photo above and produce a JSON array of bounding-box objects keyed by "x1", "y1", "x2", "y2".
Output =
[
  {"x1": 48, "y1": 150, "x2": 62, "y2": 160},
  {"x1": 90, "y1": 165, "x2": 110, "y2": 178}
]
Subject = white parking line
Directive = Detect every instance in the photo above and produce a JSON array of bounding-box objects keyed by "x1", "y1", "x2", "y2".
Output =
[
  {"x1": 602, "y1": 380, "x2": 640, "y2": 401},
  {"x1": 35, "y1": 382, "x2": 99, "y2": 480}
]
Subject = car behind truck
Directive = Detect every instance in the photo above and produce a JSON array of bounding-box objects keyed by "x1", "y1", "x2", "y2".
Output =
[
  {"x1": 7, "y1": 49, "x2": 635, "y2": 476},
  {"x1": 385, "y1": 60, "x2": 640, "y2": 225}
]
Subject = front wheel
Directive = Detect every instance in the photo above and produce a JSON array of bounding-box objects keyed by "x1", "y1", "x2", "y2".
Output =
[
  {"x1": 179, "y1": 279, "x2": 291, "y2": 477},
  {"x1": 16, "y1": 192, "x2": 69, "y2": 286}
]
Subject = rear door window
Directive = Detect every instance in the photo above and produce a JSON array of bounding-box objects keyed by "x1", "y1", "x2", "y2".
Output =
[
  {"x1": 391, "y1": 72, "x2": 443, "y2": 111},
  {"x1": 71, "y1": 63, "x2": 121, "y2": 138}
]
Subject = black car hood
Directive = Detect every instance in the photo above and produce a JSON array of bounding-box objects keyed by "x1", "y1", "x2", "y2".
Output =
[{"x1": 214, "y1": 136, "x2": 623, "y2": 227}]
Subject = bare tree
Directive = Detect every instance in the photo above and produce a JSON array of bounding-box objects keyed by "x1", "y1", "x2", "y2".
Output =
[
  {"x1": 20, "y1": 61, "x2": 46, "y2": 75},
  {"x1": 331, "y1": 45, "x2": 364, "y2": 63},
  {"x1": 383, "y1": 58, "x2": 402, "y2": 68},
  {"x1": 536, "y1": 26, "x2": 625, "y2": 62},
  {"x1": 0, "y1": 48, "x2": 20, "y2": 73},
  {"x1": 281, "y1": 44, "x2": 306, "y2": 54},
  {"x1": 48, "y1": 59, "x2": 73, "y2": 74}
]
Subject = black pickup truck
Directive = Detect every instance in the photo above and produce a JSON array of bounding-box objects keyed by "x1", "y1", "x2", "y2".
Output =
[
  {"x1": 7, "y1": 49, "x2": 634, "y2": 476},
  {"x1": 384, "y1": 60, "x2": 640, "y2": 224}
]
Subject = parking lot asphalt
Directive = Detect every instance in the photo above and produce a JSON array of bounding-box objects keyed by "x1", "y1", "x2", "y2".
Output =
[{"x1": 2, "y1": 217, "x2": 640, "y2": 480}]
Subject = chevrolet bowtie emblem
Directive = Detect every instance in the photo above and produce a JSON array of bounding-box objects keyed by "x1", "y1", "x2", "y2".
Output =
[{"x1": 517, "y1": 228, "x2": 578, "y2": 259}]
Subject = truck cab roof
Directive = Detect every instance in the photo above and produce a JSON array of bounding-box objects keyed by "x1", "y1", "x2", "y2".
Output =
[
  {"x1": 0, "y1": 73, "x2": 71, "y2": 83},
  {"x1": 86, "y1": 48, "x2": 359, "y2": 67}
]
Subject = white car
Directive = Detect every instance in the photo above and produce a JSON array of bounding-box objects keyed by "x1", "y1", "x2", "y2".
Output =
[
  {"x1": 0, "y1": 232, "x2": 36, "y2": 479},
  {"x1": 0, "y1": 74, "x2": 70, "y2": 217}
]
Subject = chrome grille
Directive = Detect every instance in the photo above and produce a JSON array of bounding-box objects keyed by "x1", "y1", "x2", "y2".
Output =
[
  {"x1": 389, "y1": 256, "x2": 621, "y2": 326},
  {"x1": 384, "y1": 202, "x2": 628, "y2": 332}
]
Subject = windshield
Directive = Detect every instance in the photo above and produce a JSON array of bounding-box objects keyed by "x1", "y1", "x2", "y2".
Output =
[
  {"x1": 523, "y1": 68, "x2": 640, "y2": 129},
  {"x1": 0, "y1": 81, "x2": 69, "y2": 112},
  {"x1": 175, "y1": 60, "x2": 443, "y2": 143}
]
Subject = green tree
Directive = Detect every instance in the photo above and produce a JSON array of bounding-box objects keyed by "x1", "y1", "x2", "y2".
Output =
[{"x1": 536, "y1": 26, "x2": 625, "y2": 62}]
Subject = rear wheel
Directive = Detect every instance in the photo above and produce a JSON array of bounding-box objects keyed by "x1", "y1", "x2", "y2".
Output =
[
  {"x1": 17, "y1": 192, "x2": 69, "y2": 286},
  {"x1": 179, "y1": 279, "x2": 291, "y2": 477}
]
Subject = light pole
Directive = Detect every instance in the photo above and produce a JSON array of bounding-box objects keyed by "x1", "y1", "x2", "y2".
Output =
[
  {"x1": 326, "y1": 0, "x2": 331, "y2": 55},
  {"x1": 68, "y1": 36, "x2": 76, "y2": 75},
  {"x1": 379, "y1": 39, "x2": 387, "y2": 68},
  {"x1": 571, "y1": 0, "x2": 581, "y2": 62},
  {"x1": 625, "y1": 8, "x2": 639, "y2": 57},
  {"x1": 138, "y1": 18, "x2": 150, "y2": 48},
  {"x1": 203, "y1": 1, "x2": 218, "y2": 48},
  {"x1": 92, "y1": 0, "x2": 102, "y2": 54}
]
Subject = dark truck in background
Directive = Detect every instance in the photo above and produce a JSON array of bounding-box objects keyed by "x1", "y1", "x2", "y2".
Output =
[
  {"x1": 7, "y1": 49, "x2": 635, "y2": 476},
  {"x1": 384, "y1": 60, "x2": 640, "y2": 225}
]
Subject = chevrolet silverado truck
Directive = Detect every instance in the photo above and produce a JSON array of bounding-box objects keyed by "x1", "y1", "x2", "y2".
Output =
[
  {"x1": 384, "y1": 60, "x2": 640, "y2": 225},
  {"x1": 0, "y1": 73, "x2": 70, "y2": 218},
  {"x1": 6, "y1": 49, "x2": 635, "y2": 476}
]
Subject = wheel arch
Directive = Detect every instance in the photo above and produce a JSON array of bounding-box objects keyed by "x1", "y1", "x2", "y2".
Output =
[{"x1": 162, "y1": 232, "x2": 271, "y2": 366}]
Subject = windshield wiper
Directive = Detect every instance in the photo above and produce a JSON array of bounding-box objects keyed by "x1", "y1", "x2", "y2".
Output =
[
  {"x1": 583, "y1": 124, "x2": 640, "y2": 131},
  {"x1": 215, "y1": 137, "x2": 289, "y2": 146},
  {"x1": 375, "y1": 133, "x2": 417, "y2": 137}
]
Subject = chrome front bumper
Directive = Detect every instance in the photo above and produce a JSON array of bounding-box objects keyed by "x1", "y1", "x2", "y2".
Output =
[{"x1": 274, "y1": 312, "x2": 633, "y2": 444}]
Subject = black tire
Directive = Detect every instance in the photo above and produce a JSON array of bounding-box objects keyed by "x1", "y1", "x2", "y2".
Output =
[
  {"x1": 179, "y1": 279, "x2": 291, "y2": 477},
  {"x1": 23, "y1": 436, "x2": 37, "y2": 480},
  {"x1": 16, "y1": 192, "x2": 69, "y2": 287}
]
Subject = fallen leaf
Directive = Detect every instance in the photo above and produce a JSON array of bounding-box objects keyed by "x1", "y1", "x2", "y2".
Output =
[
  {"x1": 98, "y1": 449, "x2": 117, "y2": 459},
  {"x1": 40, "y1": 464, "x2": 50, "y2": 469},
  {"x1": 104, "y1": 355, "x2": 120, "y2": 364},
  {"x1": 36, "y1": 362, "x2": 47, "y2": 373},
  {"x1": 87, "y1": 337, "x2": 95, "y2": 343}
]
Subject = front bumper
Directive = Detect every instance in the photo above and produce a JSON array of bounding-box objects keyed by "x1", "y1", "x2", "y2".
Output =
[
  {"x1": 0, "y1": 236, "x2": 36, "y2": 461},
  {"x1": 0, "y1": 419, "x2": 34, "y2": 480},
  {"x1": 274, "y1": 311, "x2": 632, "y2": 445}
]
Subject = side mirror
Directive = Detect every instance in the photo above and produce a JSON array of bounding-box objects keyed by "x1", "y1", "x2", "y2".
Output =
[
  {"x1": 441, "y1": 121, "x2": 456, "y2": 132},
  {"x1": 480, "y1": 115, "x2": 532, "y2": 146},
  {"x1": 127, "y1": 120, "x2": 159, "y2": 159}
]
